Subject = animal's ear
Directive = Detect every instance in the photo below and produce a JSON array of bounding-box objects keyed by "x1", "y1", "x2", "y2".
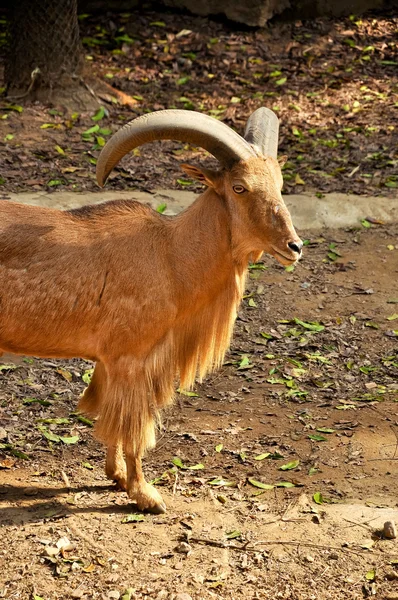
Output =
[
  {"x1": 180, "y1": 163, "x2": 219, "y2": 188},
  {"x1": 278, "y1": 155, "x2": 288, "y2": 168}
]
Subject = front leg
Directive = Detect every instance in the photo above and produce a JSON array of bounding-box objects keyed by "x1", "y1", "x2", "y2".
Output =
[{"x1": 125, "y1": 448, "x2": 166, "y2": 514}]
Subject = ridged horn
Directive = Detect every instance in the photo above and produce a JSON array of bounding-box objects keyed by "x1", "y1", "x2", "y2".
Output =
[
  {"x1": 96, "y1": 109, "x2": 256, "y2": 187},
  {"x1": 243, "y1": 107, "x2": 279, "y2": 159}
]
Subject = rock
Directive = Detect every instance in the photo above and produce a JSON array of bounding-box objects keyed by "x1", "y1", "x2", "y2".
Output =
[
  {"x1": 71, "y1": 590, "x2": 86, "y2": 599},
  {"x1": 162, "y1": 0, "x2": 290, "y2": 27},
  {"x1": 383, "y1": 521, "x2": 397, "y2": 539},
  {"x1": 304, "y1": 554, "x2": 314, "y2": 562},
  {"x1": 108, "y1": 592, "x2": 120, "y2": 600},
  {"x1": 175, "y1": 594, "x2": 193, "y2": 600},
  {"x1": 23, "y1": 487, "x2": 38, "y2": 496},
  {"x1": 175, "y1": 541, "x2": 191, "y2": 554}
]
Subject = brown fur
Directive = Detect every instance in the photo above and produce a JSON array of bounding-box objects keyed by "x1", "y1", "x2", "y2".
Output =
[{"x1": 0, "y1": 156, "x2": 301, "y2": 512}]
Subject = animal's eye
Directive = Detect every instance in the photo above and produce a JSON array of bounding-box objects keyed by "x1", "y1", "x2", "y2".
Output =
[{"x1": 233, "y1": 185, "x2": 246, "y2": 194}]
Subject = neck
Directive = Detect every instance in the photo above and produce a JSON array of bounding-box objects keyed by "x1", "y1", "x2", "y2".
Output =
[{"x1": 168, "y1": 189, "x2": 248, "y2": 389}]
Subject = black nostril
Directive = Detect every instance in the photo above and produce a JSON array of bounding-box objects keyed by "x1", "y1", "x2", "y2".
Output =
[{"x1": 288, "y1": 241, "x2": 303, "y2": 254}]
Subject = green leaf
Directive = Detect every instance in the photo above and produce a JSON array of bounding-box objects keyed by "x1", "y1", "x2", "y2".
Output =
[
  {"x1": 7, "y1": 104, "x2": 23, "y2": 113},
  {"x1": 237, "y1": 355, "x2": 253, "y2": 370},
  {"x1": 254, "y1": 452, "x2": 271, "y2": 461},
  {"x1": 177, "y1": 388, "x2": 199, "y2": 397},
  {"x1": 38, "y1": 426, "x2": 60, "y2": 443},
  {"x1": 365, "y1": 569, "x2": 376, "y2": 581},
  {"x1": 91, "y1": 106, "x2": 106, "y2": 121},
  {"x1": 82, "y1": 369, "x2": 93, "y2": 384},
  {"x1": 387, "y1": 314, "x2": 398, "y2": 321},
  {"x1": 4, "y1": 134, "x2": 14, "y2": 141},
  {"x1": 275, "y1": 481, "x2": 296, "y2": 488},
  {"x1": 176, "y1": 178, "x2": 193, "y2": 186},
  {"x1": 294, "y1": 318, "x2": 324, "y2": 332},
  {"x1": 156, "y1": 203, "x2": 167, "y2": 213},
  {"x1": 82, "y1": 462, "x2": 94, "y2": 470},
  {"x1": 275, "y1": 77, "x2": 287, "y2": 85},
  {"x1": 365, "y1": 321, "x2": 379, "y2": 329},
  {"x1": 150, "y1": 20, "x2": 166, "y2": 26},
  {"x1": 215, "y1": 444, "x2": 223, "y2": 453},
  {"x1": 55, "y1": 145, "x2": 65, "y2": 155},
  {"x1": 23, "y1": 397, "x2": 51, "y2": 406},
  {"x1": 121, "y1": 589, "x2": 136, "y2": 600},
  {"x1": 225, "y1": 529, "x2": 242, "y2": 539},
  {"x1": 308, "y1": 434, "x2": 327, "y2": 442},
  {"x1": 82, "y1": 124, "x2": 100, "y2": 136},
  {"x1": 208, "y1": 477, "x2": 235, "y2": 487},
  {"x1": 313, "y1": 492, "x2": 324, "y2": 504},
  {"x1": 122, "y1": 514, "x2": 146, "y2": 523},
  {"x1": 59, "y1": 435, "x2": 79, "y2": 445},
  {"x1": 361, "y1": 219, "x2": 371, "y2": 228},
  {"x1": 285, "y1": 264, "x2": 295, "y2": 272},
  {"x1": 0, "y1": 364, "x2": 18, "y2": 372},
  {"x1": 172, "y1": 457, "x2": 204, "y2": 470},
  {"x1": 309, "y1": 467, "x2": 318, "y2": 476},
  {"x1": 280, "y1": 460, "x2": 300, "y2": 471},
  {"x1": 39, "y1": 417, "x2": 69, "y2": 425},
  {"x1": 177, "y1": 76, "x2": 191, "y2": 86},
  {"x1": 260, "y1": 332, "x2": 273, "y2": 340},
  {"x1": 316, "y1": 428, "x2": 335, "y2": 434},
  {"x1": 47, "y1": 179, "x2": 62, "y2": 187},
  {"x1": 72, "y1": 414, "x2": 93, "y2": 427},
  {"x1": 248, "y1": 478, "x2": 274, "y2": 490}
]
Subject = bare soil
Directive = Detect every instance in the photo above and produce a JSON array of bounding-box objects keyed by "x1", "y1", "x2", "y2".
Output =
[
  {"x1": 1, "y1": 223, "x2": 398, "y2": 600},
  {"x1": 0, "y1": 6, "x2": 397, "y2": 198}
]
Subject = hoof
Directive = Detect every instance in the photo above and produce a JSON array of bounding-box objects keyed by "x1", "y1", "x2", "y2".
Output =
[
  {"x1": 128, "y1": 482, "x2": 167, "y2": 514},
  {"x1": 144, "y1": 500, "x2": 167, "y2": 515}
]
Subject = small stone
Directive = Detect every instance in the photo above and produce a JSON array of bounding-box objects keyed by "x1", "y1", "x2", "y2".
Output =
[
  {"x1": 304, "y1": 554, "x2": 314, "y2": 563},
  {"x1": 108, "y1": 592, "x2": 120, "y2": 600},
  {"x1": 329, "y1": 552, "x2": 339, "y2": 560},
  {"x1": 383, "y1": 521, "x2": 397, "y2": 539},
  {"x1": 0, "y1": 428, "x2": 7, "y2": 441},
  {"x1": 23, "y1": 487, "x2": 38, "y2": 496},
  {"x1": 44, "y1": 546, "x2": 59, "y2": 557},
  {"x1": 175, "y1": 594, "x2": 192, "y2": 600},
  {"x1": 156, "y1": 591, "x2": 168, "y2": 600},
  {"x1": 175, "y1": 541, "x2": 191, "y2": 554},
  {"x1": 71, "y1": 590, "x2": 85, "y2": 599}
]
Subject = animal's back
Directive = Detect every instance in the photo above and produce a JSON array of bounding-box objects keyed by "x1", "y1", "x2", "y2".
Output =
[{"x1": 0, "y1": 200, "x2": 175, "y2": 359}]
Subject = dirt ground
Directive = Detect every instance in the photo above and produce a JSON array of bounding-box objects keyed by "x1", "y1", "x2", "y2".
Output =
[
  {"x1": 0, "y1": 6, "x2": 397, "y2": 198},
  {"x1": 1, "y1": 222, "x2": 398, "y2": 600}
]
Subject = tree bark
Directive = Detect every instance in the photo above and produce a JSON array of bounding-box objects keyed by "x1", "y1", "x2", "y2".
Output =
[{"x1": 5, "y1": 0, "x2": 84, "y2": 100}]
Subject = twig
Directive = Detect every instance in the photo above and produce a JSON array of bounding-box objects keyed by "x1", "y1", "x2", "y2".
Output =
[
  {"x1": 188, "y1": 535, "x2": 365, "y2": 556},
  {"x1": 172, "y1": 470, "x2": 178, "y2": 496},
  {"x1": 6, "y1": 67, "x2": 41, "y2": 100}
]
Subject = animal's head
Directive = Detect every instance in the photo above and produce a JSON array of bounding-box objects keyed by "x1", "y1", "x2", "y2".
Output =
[{"x1": 96, "y1": 108, "x2": 302, "y2": 266}]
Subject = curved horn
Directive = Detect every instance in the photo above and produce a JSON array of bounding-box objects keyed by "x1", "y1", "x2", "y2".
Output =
[
  {"x1": 96, "y1": 109, "x2": 256, "y2": 187},
  {"x1": 244, "y1": 107, "x2": 279, "y2": 159}
]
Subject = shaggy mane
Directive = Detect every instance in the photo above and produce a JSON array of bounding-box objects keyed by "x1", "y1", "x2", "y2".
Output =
[{"x1": 84, "y1": 264, "x2": 247, "y2": 455}]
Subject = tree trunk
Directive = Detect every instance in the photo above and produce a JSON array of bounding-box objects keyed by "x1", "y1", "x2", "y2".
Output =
[{"x1": 5, "y1": 0, "x2": 84, "y2": 102}]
